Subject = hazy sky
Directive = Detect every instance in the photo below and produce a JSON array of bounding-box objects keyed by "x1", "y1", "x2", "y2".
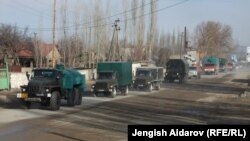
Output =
[{"x1": 0, "y1": 0, "x2": 249, "y2": 46}]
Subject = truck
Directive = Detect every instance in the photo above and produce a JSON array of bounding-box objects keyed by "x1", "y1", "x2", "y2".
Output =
[
  {"x1": 203, "y1": 56, "x2": 220, "y2": 75},
  {"x1": 91, "y1": 62, "x2": 132, "y2": 97},
  {"x1": 164, "y1": 59, "x2": 189, "y2": 84},
  {"x1": 16, "y1": 64, "x2": 86, "y2": 111},
  {"x1": 219, "y1": 58, "x2": 228, "y2": 72},
  {"x1": 133, "y1": 67, "x2": 164, "y2": 91}
]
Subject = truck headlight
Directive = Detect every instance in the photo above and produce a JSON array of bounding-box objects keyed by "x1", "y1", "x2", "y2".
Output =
[
  {"x1": 147, "y1": 82, "x2": 151, "y2": 84},
  {"x1": 45, "y1": 89, "x2": 49, "y2": 92},
  {"x1": 22, "y1": 88, "x2": 26, "y2": 92},
  {"x1": 91, "y1": 84, "x2": 95, "y2": 88},
  {"x1": 109, "y1": 85, "x2": 113, "y2": 89}
]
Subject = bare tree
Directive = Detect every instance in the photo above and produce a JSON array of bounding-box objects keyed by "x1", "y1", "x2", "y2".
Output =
[
  {"x1": 147, "y1": 0, "x2": 158, "y2": 61},
  {"x1": 0, "y1": 24, "x2": 33, "y2": 65},
  {"x1": 194, "y1": 21, "x2": 235, "y2": 59},
  {"x1": 135, "y1": 0, "x2": 145, "y2": 61}
]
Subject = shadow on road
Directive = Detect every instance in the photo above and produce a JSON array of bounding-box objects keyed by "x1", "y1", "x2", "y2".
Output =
[
  {"x1": 163, "y1": 81, "x2": 245, "y2": 95},
  {"x1": 232, "y1": 79, "x2": 250, "y2": 86}
]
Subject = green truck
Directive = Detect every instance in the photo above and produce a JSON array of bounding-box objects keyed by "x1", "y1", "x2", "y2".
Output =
[
  {"x1": 91, "y1": 62, "x2": 132, "y2": 97},
  {"x1": 16, "y1": 64, "x2": 86, "y2": 111},
  {"x1": 203, "y1": 56, "x2": 220, "y2": 75},
  {"x1": 133, "y1": 67, "x2": 164, "y2": 91}
]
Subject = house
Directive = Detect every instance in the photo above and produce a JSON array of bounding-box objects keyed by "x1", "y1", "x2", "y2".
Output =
[
  {"x1": 18, "y1": 46, "x2": 35, "y2": 67},
  {"x1": 40, "y1": 44, "x2": 61, "y2": 67}
]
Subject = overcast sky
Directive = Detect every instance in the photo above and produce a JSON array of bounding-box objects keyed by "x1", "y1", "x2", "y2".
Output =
[{"x1": 0, "y1": 0, "x2": 249, "y2": 46}]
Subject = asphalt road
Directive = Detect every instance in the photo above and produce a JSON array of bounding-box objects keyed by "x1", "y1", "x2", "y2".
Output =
[{"x1": 0, "y1": 67, "x2": 249, "y2": 141}]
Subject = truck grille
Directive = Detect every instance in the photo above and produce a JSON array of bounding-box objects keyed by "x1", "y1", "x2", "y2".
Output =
[
  {"x1": 95, "y1": 82, "x2": 108, "y2": 89},
  {"x1": 28, "y1": 86, "x2": 40, "y2": 94},
  {"x1": 135, "y1": 79, "x2": 146, "y2": 84}
]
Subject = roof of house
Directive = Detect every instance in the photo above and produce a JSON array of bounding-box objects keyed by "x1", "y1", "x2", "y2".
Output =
[
  {"x1": 18, "y1": 47, "x2": 34, "y2": 58},
  {"x1": 41, "y1": 44, "x2": 57, "y2": 56}
]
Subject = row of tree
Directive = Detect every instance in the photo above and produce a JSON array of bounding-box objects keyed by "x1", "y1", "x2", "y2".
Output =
[{"x1": 0, "y1": 0, "x2": 237, "y2": 68}]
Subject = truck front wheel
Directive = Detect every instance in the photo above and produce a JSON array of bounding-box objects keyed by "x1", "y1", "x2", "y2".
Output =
[
  {"x1": 149, "y1": 83, "x2": 153, "y2": 92},
  {"x1": 67, "y1": 90, "x2": 75, "y2": 107},
  {"x1": 74, "y1": 87, "x2": 82, "y2": 105},
  {"x1": 122, "y1": 86, "x2": 129, "y2": 95},
  {"x1": 50, "y1": 91, "x2": 61, "y2": 111}
]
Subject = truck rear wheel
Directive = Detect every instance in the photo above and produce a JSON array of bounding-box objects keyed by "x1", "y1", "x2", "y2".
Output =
[
  {"x1": 50, "y1": 91, "x2": 60, "y2": 111},
  {"x1": 67, "y1": 90, "x2": 75, "y2": 107},
  {"x1": 74, "y1": 87, "x2": 82, "y2": 105}
]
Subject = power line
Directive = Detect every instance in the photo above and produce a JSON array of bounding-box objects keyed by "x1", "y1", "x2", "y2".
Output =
[
  {"x1": 11, "y1": 0, "x2": 160, "y2": 31},
  {"x1": 0, "y1": 0, "x2": 52, "y2": 21},
  {"x1": 4, "y1": 0, "x2": 189, "y2": 32}
]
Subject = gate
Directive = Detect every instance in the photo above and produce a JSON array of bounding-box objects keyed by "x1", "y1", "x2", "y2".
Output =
[{"x1": 0, "y1": 63, "x2": 10, "y2": 90}]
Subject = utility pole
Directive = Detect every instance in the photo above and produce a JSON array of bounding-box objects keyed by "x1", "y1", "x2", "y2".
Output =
[
  {"x1": 180, "y1": 32, "x2": 183, "y2": 59},
  {"x1": 184, "y1": 26, "x2": 188, "y2": 52},
  {"x1": 108, "y1": 19, "x2": 120, "y2": 61},
  {"x1": 52, "y1": 0, "x2": 56, "y2": 68},
  {"x1": 33, "y1": 32, "x2": 37, "y2": 68}
]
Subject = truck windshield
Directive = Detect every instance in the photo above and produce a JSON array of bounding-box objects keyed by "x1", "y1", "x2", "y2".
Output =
[
  {"x1": 31, "y1": 70, "x2": 56, "y2": 79},
  {"x1": 136, "y1": 70, "x2": 150, "y2": 77},
  {"x1": 98, "y1": 72, "x2": 114, "y2": 80}
]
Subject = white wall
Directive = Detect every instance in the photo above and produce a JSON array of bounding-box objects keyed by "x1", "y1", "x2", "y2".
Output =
[
  {"x1": 77, "y1": 69, "x2": 96, "y2": 81},
  {"x1": 10, "y1": 72, "x2": 28, "y2": 89}
]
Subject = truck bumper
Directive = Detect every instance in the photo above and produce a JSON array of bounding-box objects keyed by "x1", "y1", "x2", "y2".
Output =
[
  {"x1": 134, "y1": 83, "x2": 150, "y2": 89},
  {"x1": 17, "y1": 92, "x2": 51, "y2": 102},
  {"x1": 92, "y1": 88, "x2": 113, "y2": 93}
]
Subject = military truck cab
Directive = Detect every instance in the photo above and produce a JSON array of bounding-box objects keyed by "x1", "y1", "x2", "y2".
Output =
[
  {"x1": 92, "y1": 71, "x2": 118, "y2": 97},
  {"x1": 17, "y1": 64, "x2": 85, "y2": 111}
]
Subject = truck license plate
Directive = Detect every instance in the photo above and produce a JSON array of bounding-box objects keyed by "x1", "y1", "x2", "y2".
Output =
[{"x1": 16, "y1": 93, "x2": 28, "y2": 99}]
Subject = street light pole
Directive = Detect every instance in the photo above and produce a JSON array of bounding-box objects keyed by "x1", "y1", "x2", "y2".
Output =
[{"x1": 52, "y1": 0, "x2": 56, "y2": 68}]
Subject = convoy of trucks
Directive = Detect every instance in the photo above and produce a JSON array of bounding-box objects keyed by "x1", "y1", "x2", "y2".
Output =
[{"x1": 15, "y1": 50, "x2": 240, "y2": 110}]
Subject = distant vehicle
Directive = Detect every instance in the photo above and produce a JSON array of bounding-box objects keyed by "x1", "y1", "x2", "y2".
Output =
[
  {"x1": 226, "y1": 62, "x2": 234, "y2": 71},
  {"x1": 91, "y1": 62, "x2": 132, "y2": 97},
  {"x1": 203, "y1": 56, "x2": 219, "y2": 75},
  {"x1": 247, "y1": 46, "x2": 250, "y2": 63},
  {"x1": 164, "y1": 59, "x2": 189, "y2": 84},
  {"x1": 16, "y1": 64, "x2": 86, "y2": 111},
  {"x1": 133, "y1": 67, "x2": 164, "y2": 91},
  {"x1": 188, "y1": 66, "x2": 201, "y2": 79},
  {"x1": 219, "y1": 58, "x2": 228, "y2": 72}
]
